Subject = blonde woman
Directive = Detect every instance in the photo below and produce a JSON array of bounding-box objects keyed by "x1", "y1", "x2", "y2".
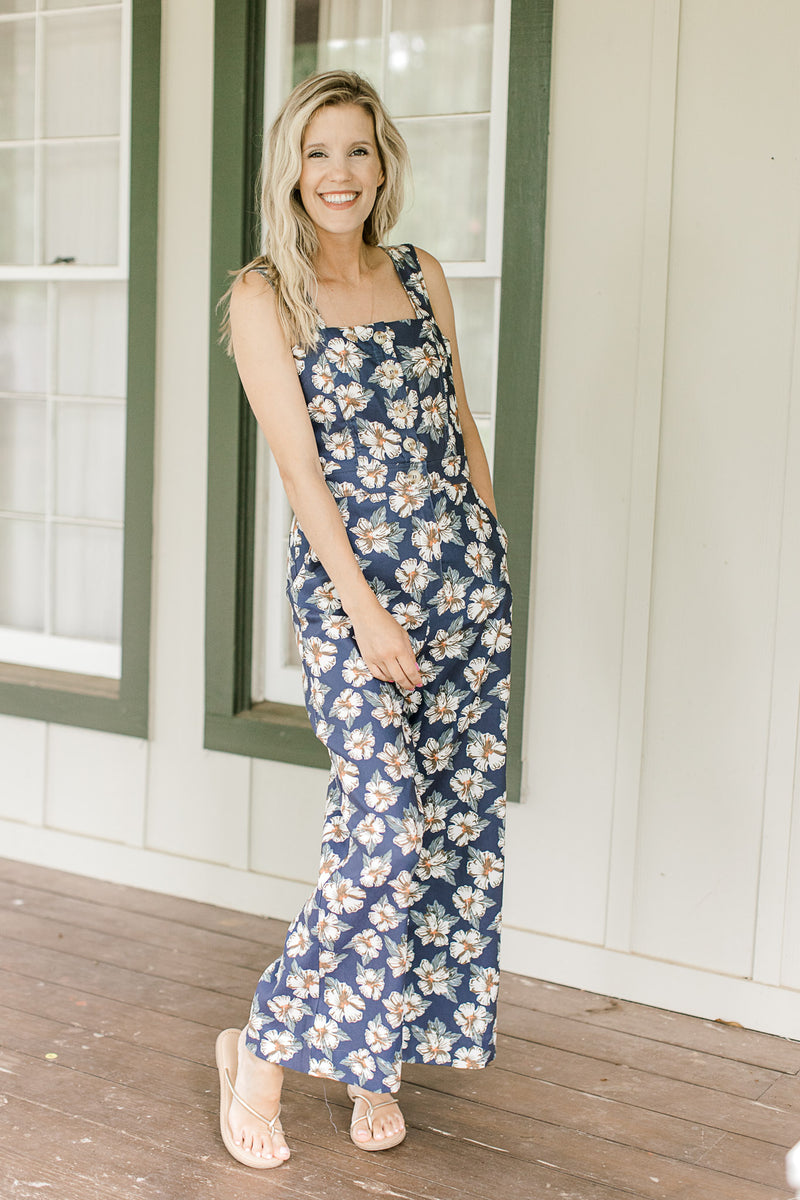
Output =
[{"x1": 216, "y1": 69, "x2": 512, "y2": 1168}]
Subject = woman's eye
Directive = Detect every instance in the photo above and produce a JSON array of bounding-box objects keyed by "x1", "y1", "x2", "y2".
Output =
[
  {"x1": 307, "y1": 150, "x2": 325, "y2": 159},
  {"x1": 351, "y1": 147, "x2": 368, "y2": 156}
]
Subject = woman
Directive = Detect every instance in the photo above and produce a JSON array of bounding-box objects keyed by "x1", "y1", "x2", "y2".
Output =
[{"x1": 216, "y1": 69, "x2": 512, "y2": 1168}]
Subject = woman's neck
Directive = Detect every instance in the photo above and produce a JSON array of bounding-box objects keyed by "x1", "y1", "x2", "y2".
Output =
[{"x1": 313, "y1": 230, "x2": 376, "y2": 287}]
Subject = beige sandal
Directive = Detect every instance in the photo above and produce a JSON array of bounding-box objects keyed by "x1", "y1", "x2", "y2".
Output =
[
  {"x1": 346, "y1": 1082, "x2": 407, "y2": 1151},
  {"x1": 215, "y1": 1028, "x2": 288, "y2": 1169}
]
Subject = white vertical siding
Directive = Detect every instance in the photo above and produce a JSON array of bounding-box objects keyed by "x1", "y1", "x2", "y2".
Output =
[{"x1": 1, "y1": 0, "x2": 800, "y2": 1039}]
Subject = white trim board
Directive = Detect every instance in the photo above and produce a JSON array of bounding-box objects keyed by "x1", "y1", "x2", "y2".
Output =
[{"x1": 501, "y1": 925, "x2": 800, "y2": 1043}]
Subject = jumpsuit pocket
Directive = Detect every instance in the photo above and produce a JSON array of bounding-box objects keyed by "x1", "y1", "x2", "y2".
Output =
[{"x1": 469, "y1": 482, "x2": 509, "y2": 546}]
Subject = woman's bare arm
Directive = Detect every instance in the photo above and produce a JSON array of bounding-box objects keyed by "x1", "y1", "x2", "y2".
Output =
[
  {"x1": 229, "y1": 271, "x2": 423, "y2": 691},
  {"x1": 414, "y1": 247, "x2": 498, "y2": 516}
]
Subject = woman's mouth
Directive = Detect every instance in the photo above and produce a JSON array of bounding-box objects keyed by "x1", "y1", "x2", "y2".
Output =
[{"x1": 318, "y1": 191, "x2": 359, "y2": 208}]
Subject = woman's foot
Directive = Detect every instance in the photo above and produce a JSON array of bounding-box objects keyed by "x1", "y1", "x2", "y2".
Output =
[
  {"x1": 347, "y1": 1083, "x2": 406, "y2": 1149},
  {"x1": 217, "y1": 1028, "x2": 291, "y2": 1165}
]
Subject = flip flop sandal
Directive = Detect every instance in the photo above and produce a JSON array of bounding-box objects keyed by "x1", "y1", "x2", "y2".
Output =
[
  {"x1": 346, "y1": 1083, "x2": 407, "y2": 1151},
  {"x1": 215, "y1": 1028, "x2": 287, "y2": 1168}
]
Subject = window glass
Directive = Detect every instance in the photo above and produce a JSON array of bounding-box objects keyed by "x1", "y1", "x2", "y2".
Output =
[{"x1": 0, "y1": 2, "x2": 130, "y2": 679}]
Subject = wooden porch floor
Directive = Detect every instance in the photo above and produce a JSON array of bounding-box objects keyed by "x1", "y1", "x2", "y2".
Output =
[{"x1": 0, "y1": 857, "x2": 798, "y2": 1200}]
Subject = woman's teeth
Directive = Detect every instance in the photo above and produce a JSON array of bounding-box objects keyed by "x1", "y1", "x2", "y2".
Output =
[{"x1": 321, "y1": 193, "x2": 358, "y2": 205}]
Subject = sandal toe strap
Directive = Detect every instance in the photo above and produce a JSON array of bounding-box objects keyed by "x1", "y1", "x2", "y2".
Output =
[{"x1": 224, "y1": 1068, "x2": 282, "y2": 1134}]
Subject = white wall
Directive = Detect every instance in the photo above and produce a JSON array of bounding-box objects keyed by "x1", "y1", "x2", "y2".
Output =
[{"x1": 2, "y1": 0, "x2": 800, "y2": 1040}]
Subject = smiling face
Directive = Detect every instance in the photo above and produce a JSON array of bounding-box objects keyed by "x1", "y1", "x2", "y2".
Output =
[{"x1": 298, "y1": 102, "x2": 385, "y2": 238}]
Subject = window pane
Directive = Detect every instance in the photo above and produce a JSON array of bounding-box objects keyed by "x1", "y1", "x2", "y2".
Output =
[
  {"x1": 0, "y1": 516, "x2": 44, "y2": 630},
  {"x1": 42, "y1": 10, "x2": 122, "y2": 139},
  {"x1": 56, "y1": 281, "x2": 128, "y2": 398},
  {"x1": 43, "y1": 0, "x2": 117, "y2": 8},
  {"x1": 52, "y1": 522, "x2": 122, "y2": 641},
  {"x1": 388, "y1": 0, "x2": 493, "y2": 117},
  {"x1": 0, "y1": 16, "x2": 35, "y2": 140},
  {"x1": 448, "y1": 278, "x2": 496, "y2": 417},
  {"x1": 0, "y1": 146, "x2": 35, "y2": 264},
  {"x1": 0, "y1": 283, "x2": 47, "y2": 393},
  {"x1": 0, "y1": 398, "x2": 46, "y2": 514},
  {"x1": 55, "y1": 401, "x2": 126, "y2": 522},
  {"x1": 43, "y1": 141, "x2": 119, "y2": 266},
  {"x1": 393, "y1": 116, "x2": 489, "y2": 261},
  {"x1": 311, "y1": 0, "x2": 382, "y2": 85}
]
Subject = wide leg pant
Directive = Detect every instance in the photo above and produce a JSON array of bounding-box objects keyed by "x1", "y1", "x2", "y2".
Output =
[{"x1": 246, "y1": 478, "x2": 512, "y2": 1095}]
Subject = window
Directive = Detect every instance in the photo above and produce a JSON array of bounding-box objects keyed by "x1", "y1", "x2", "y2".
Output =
[
  {"x1": 0, "y1": 0, "x2": 160, "y2": 735},
  {"x1": 205, "y1": 0, "x2": 551, "y2": 801}
]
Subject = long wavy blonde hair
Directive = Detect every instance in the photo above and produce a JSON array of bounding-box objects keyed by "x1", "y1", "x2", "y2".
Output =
[{"x1": 220, "y1": 70, "x2": 410, "y2": 354}]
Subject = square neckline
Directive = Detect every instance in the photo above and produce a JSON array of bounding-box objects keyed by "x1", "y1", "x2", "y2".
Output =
[{"x1": 314, "y1": 244, "x2": 427, "y2": 334}]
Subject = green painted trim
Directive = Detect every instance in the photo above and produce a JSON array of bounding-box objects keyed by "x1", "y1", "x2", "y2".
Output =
[
  {"x1": 0, "y1": 0, "x2": 161, "y2": 739},
  {"x1": 204, "y1": 0, "x2": 555, "y2": 797},
  {"x1": 495, "y1": 0, "x2": 553, "y2": 802}
]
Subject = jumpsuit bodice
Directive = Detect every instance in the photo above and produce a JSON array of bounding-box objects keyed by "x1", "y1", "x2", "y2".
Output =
[{"x1": 284, "y1": 243, "x2": 507, "y2": 594}]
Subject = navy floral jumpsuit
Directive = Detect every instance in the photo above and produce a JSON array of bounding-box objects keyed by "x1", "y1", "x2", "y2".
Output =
[{"x1": 245, "y1": 244, "x2": 513, "y2": 1094}]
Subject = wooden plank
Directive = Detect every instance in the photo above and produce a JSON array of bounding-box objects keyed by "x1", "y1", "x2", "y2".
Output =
[
  {"x1": 0, "y1": 1083, "x2": 647, "y2": 1200},
  {"x1": 499, "y1": 998, "x2": 781, "y2": 1098},
  {"x1": 0, "y1": 877, "x2": 276, "y2": 971},
  {"x1": 696, "y1": 1130, "x2": 795, "y2": 1191},
  {"x1": 491, "y1": 1031, "x2": 798, "y2": 1145},
  {"x1": 0, "y1": 907, "x2": 278, "y2": 999},
  {"x1": 0, "y1": 857, "x2": 287, "y2": 943},
  {"x1": 499, "y1": 974, "x2": 800, "y2": 1072}
]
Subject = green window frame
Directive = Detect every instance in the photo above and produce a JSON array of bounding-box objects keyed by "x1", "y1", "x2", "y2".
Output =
[
  {"x1": 205, "y1": 0, "x2": 553, "y2": 801},
  {"x1": 0, "y1": 0, "x2": 161, "y2": 740}
]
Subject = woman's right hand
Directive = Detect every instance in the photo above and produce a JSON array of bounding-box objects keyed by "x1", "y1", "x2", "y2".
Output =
[{"x1": 348, "y1": 595, "x2": 424, "y2": 692}]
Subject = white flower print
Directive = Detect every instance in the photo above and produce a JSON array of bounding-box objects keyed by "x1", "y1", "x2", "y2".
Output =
[
  {"x1": 467, "y1": 583, "x2": 502, "y2": 623},
  {"x1": 454, "y1": 1046, "x2": 491, "y2": 1069},
  {"x1": 321, "y1": 871, "x2": 368, "y2": 914},
  {"x1": 465, "y1": 540, "x2": 496, "y2": 581},
  {"x1": 259, "y1": 1029, "x2": 302, "y2": 1061},
  {"x1": 390, "y1": 870, "x2": 426, "y2": 909},
  {"x1": 321, "y1": 611, "x2": 352, "y2": 639},
  {"x1": 325, "y1": 337, "x2": 364, "y2": 376},
  {"x1": 385, "y1": 936, "x2": 412, "y2": 977},
  {"x1": 285, "y1": 964, "x2": 319, "y2": 998},
  {"x1": 395, "y1": 556, "x2": 437, "y2": 600},
  {"x1": 359, "y1": 851, "x2": 392, "y2": 888},
  {"x1": 342, "y1": 649, "x2": 371, "y2": 686},
  {"x1": 311, "y1": 358, "x2": 336, "y2": 393},
  {"x1": 469, "y1": 965, "x2": 500, "y2": 1005},
  {"x1": 386, "y1": 392, "x2": 419, "y2": 427},
  {"x1": 450, "y1": 928, "x2": 490, "y2": 964},
  {"x1": 467, "y1": 848, "x2": 504, "y2": 890},
  {"x1": 335, "y1": 381, "x2": 371, "y2": 419},
  {"x1": 370, "y1": 358, "x2": 404, "y2": 396},
  {"x1": 447, "y1": 810, "x2": 488, "y2": 846},
  {"x1": 412, "y1": 901, "x2": 455, "y2": 946},
  {"x1": 324, "y1": 428, "x2": 356, "y2": 460},
  {"x1": 356, "y1": 455, "x2": 387, "y2": 489},
  {"x1": 308, "y1": 1056, "x2": 341, "y2": 1080},
  {"x1": 330, "y1": 687, "x2": 363, "y2": 727},
  {"x1": 450, "y1": 768, "x2": 490, "y2": 804},
  {"x1": 377, "y1": 735, "x2": 414, "y2": 781},
  {"x1": 349, "y1": 927, "x2": 384, "y2": 961},
  {"x1": 356, "y1": 965, "x2": 385, "y2": 1000},
  {"x1": 454, "y1": 1002, "x2": 491, "y2": 1040},
  {"x1": 383, "y1": 990, "x2": 405, "y2": 1028},
  {"x1": 466, "y1": 731, "x2": 507, "y2": 773},
  {"x1": 304, "y1": 1013, "x2": 347, "y2": 1051},
  {"x1": 286, "y1": 924, "x2": 311, "y2": 957},
  {"x1": 354, "y1": 813, "x2": 386, "y2": 853},
  {"x1": 463, "y1": 656, "x2": 498, "y2": 691},
  {"x1": 364, "y1": 772, "x2": 401, "y2": 811},
  {"x1": 266, "y1": 995, "x2": 307, "y2": 1026},
  {"x1": 356, "y1": 419, "x2": 403, "y2": 460},
  {"x1": 344, "y1": 723, "x2": 376, "y2": 760},
  {"x1": 411, "y1": 519, "x2": 442, "y2": 563},
  {"x1": 324, "y1": 979, "x2": 366, "y2": 1023},
  {"x1": 412, "y1": 1017, "x2": 458, "y2": 1064},
  {"x1": 341, "y1": 1047, "x2": 376, "y2": 1082},
  {"x1": 308, "y1": 394, "x2": 337, "y2": 425},
  {"x1": 303, "y1": 636, "x2": 337, "y2": 676},
  {"x1": 419, "y1": 730, "x2": 457, "y2": 775},
  {"x1": 365, "y1": 1016, "x2": 393, "y2": 1052},
  {"x1": 369, "y1": 897, "x2": 402, "y2": 931}
]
